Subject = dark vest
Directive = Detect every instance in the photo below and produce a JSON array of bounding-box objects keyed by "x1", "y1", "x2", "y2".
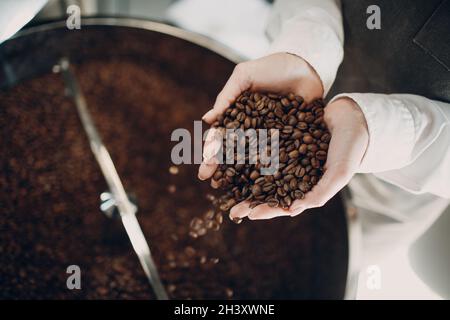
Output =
[{"x1": 329, "y1": 0, "x2": 450, "y2": 103}]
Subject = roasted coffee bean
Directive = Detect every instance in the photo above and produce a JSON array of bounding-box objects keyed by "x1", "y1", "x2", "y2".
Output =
[
  {"x1": 208, "y1": 91, "x2": 330, "y2": 213},
  {"x1": 312, "y1": 130, "x2": 323, "y2": 139},
  {"x1": 315, "y1": 116, "x2": 325, "y2": 125},
  {"x1": 231, "y1": 217, "x2": 243, "y2": 224},
  {"x1": 249, "y1": 170, "x2": 260, "y2": 181},
  {"x1": 212, "y1": 171, "x2": 223, "y2": 181},
  {"x1": 286, "y1": 161, "x2": 298, "y2": 173},
  {"x1": 292, "y1": 130, "x2": 302, "y2": 140},
  {"x1": 251, "y1": 184, "x2": 262, "y2": 196},
  {"x1": 244, "y1": 117, "x2": 251, "y2": 129},
  {"x1": 236, "y1": 112, "x2": 246, "y2": 122},
  {"x1": 301, "y1": 158, "x2": 310, "y2": 166},
  {"x1": 289, "y1": 178, "x2": 298, "y2": 190},
  {"x1": 294, "y1": 190, "x2": 305, "y2": 200},
  {"x1": 307, "y1": 144, "x2": 318, "y2": 153},
  {"x1": 215, "y1": 213, "x2": 224, "y2": 224},
  {"x1": 283, "y1": 174, "x2": 294, "y2": 182},
  {"x1": 311, "y1": 158, "x2": 320, "y2": 168},
  {"x1": 319, "y1": 143, "x2": 329, "y2": 150},
  {"x1": 204, "y1": 210, "x2": 215, "y2": 220},
  {"x1": 274, "y1": 106, "x2": 284, "y2": 118},
  {"x1": 299, "y1": 144, "x2": 308, "y2": 154},
  {"x1": 249, "y1": 201, "x2": 263, "y2": 209},
  {"x1": 226, "y1": 121, "x2": 239, "y2": 129},
  {"x1": 189, "y1": 231, "x2": 199, "y2": 239},
  {"x1": 225, "y1": 167, "x2": 236, "y2": 177},
  {"x1": 321, "y1": 133, "x2": 331, "y2": 143},
  {"x1": 277, "y1": 187, "x2": 287, "y2": 197},
  {"x1": 305, "y1": 115, "x2": 315, "y2": 123},
  {"x1": 190, "y1": 217, "x2": 203, "y2": 230},
  {"x1": 254, "y1": 177, "x2": 265, "y2": 185},
  {"x1": 255, "y1": 194, "x2": 266, "y2": 201},
  {"x1": 297, "y1": 112, "x2": 306, "y2": 121},
  {"x1": 298, "y1": 181, "x2": 311, "y2": 193},
  {"x1": 236, "y1": 102, "x2": 245, "y2": 110},
  {"x1": 230, "y1": 108, "x2": 239, "y2": 118},
  {"x1": 295, "y1": 166, "x2": 306, "y2": 178},
  {"x1": 284, "y1": 196, "x2": 292, "y2": 207},
  {"x1": 281, "y1": 98, "x2": 290, "y2": 107},
  {"x1": 297, "y1": 122, "x2": 308, "y2": 130},
  {"x1": 288, "y1": 150, "x2": 299, "y2": 159},
  {"x1": 287, "y1": 115, "x2": 297, "y2": 126},
  {"x1": 226, "y1": 198, "x2": 236, "y2": 207},
  {"x1": 303, "y1": 134, "x2": 313, "y2": 144},
  {"x1": 273, "y1": 171, "x2": 282, "y2": 180},
  {"x1": 267, "y1": 198, "x2": 280, "y2": 207},
  {"x1": 316, "y1": 150, "x2": 327, "y2": 161},
  {"x1": 255, "y1": 100, "x2": 265, "y2": 111},
  {"x1": 205, "y1": 220, "x2": 213, "y2": 229}
]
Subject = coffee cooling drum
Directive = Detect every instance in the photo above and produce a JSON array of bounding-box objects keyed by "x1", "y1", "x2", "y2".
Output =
[{"x1": 0, "y1": 19, "x2": 348, "y2": 299}]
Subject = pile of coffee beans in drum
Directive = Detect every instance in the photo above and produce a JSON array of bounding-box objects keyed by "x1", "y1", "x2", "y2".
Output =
[
  {"x1": 0, "y1": 28, "x2": 348, "y2": 300},
  {"x1": 209, "y1": 92, "x2": 330, "y2": 217}
]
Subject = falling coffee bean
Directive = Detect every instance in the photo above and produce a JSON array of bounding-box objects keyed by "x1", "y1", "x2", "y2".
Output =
[{"x1": 231, "y1": 217, "x2": 243, "y2": 224}]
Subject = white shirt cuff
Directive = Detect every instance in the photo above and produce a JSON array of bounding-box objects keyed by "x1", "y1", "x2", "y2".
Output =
[
  {"x1": 330, "y1": 93, "x2": 416, "y2": 173},
  {"x1": 268, "y1": 13, "x2": 343, "y2": 97}
]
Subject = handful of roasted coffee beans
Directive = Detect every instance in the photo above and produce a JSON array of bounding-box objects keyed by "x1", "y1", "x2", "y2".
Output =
[{"x1": 209, "y1": 91, "x2": 330, "y2": 214}]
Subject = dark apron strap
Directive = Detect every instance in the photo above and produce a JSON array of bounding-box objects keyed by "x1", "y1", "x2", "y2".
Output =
[{"x1": 330, "y1": 0, "x2": 450, "y2": 103}]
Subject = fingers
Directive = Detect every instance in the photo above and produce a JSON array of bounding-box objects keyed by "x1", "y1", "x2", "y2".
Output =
[
  {"x1": 247, "y1": 204, "x2": 291, "y2": 220},
  {"x1": 202, "y1": 63, "x2": 251, "y2": 124},
  {"x1": 202, "y1": 128, "x2": 222, "y2": 161},
  {"x1": 198, "y1": 128, "x2": 222, "y2": 180},
  {"x1": 289, "y1": 205, "x2": 306, "y2": 217},
  {"x1": 289, "y1": 108, "x2": 368, "y2": 215},
  {"x1": 230, "y1": 201, "x2": 252, "y2": 219},
  {"x1": 201, "y1": 53, "x2": 325, "y2": 124},
  {"x1": 229, "y1": 202, "x2": 291, "y2": 221},
  {"x1": 199, "y1": 65, "x2": 251, "y2": 180},
  {"x1": 198, "y1": 162, "x2": 218, "y2": 181}
]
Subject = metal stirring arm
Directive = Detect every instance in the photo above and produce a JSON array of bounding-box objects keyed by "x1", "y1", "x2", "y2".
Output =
[{"x1": 59, "y1": 58, "x2": 168, "y2": 300}]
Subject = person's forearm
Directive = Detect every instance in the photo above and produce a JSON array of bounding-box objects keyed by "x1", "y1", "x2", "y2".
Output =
[
  {"x1": 331, "y1": 93, "x2": 450, "y2": 198},
  {"x1": 266, "y1": 0, "x2": 344, "y2": 96}
]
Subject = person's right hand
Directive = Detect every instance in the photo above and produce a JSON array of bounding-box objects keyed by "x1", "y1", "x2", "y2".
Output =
[
  {"x1": 227, "y1": 97, "x2": 369, "y2": 221},
  {"x1": 199, "y1": 52, "x2": 324, "y2": 181}
]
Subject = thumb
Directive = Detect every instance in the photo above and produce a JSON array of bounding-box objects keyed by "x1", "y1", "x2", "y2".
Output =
[
  {"x1": 289, "y1": 162, "x2": 354, "y2": 216},
  {"x1": 202, "y1": 63, "x2": 252, "y2": 123}
]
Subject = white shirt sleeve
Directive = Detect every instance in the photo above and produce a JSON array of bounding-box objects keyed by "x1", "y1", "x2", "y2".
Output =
[
  {"x1": 0, "y1": 0, "x2": 47, "y2": 44},
  {"x1": 331, "y1": 93, "x2": 450, "y2": 198},
  {"x1": 266, "y1": 0, "x2": 344, "y2": 97}
]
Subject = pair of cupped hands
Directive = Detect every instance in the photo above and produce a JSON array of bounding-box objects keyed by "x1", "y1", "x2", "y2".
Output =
[{"x1": 198, "y1": 53, "x2": 369, "y2": 221}]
